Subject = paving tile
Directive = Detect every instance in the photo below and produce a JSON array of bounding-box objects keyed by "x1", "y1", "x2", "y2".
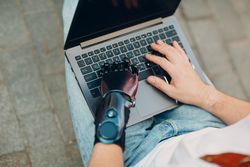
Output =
[
  {"x1": 238, "y1": 11, "x2": 250, "y2": 39},
  {"x1": 51, "y1": 0, "x2": 64, "y2": 26},
  {"x1": 208, "y1": 0, "x2": 246, "y2": 41},
  {"x1": 51, "y1": 90, "x2": 76, "y2": 143},
  {"x1": 180, "y1": 0, "x2": 211, "y2": 19},
  {"x1": 188, "y1": 19, "x2": 233, "y2": 78},
  {"x1": 212, "y1": 69, "x2": 247, "y2": 100},
  {"x1": 19, "y1": 0, "x2": 55, "y2": 14},
  {"x1": 0, "y1": 45, "x2": 51, "y2": 116},
  {"x1": 24, "y1": 10, "x2": 63, "y2": 57},
  {"x1": 230, "y1": 0, "x2": 250, "y2": 14},
  {"x1": 20, "y1": 111, "x2": 71, "y2": 167},
  {"x1": 0, "y1": 84, "x2": 25, "y2": 155},
  {"x1": 38, "y1": 48, "x2": 65, "y2": 75},
  {"x1": 0, "y1": 152, "x2": 31, "y2": 167},
  {"x1": 28, "y1": 145, "x2": 71, "y2": 167},
  {"x1": 44, "y1": 73, "x2": 66, "y2": 93},
  {"x1": 0, "y1": 0, "x2": 30, "y2": 49},
  {"x1": 65, "y1": 142, "x2": 83, "y2": 167},
  {"x1": 228, "y1": 40, "x2": 250, "y2": 99}
]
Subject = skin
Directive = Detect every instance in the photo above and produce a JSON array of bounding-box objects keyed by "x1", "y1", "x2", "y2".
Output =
[{"x1": 89, "y1": 40, "x2": 250, "y2": 167}]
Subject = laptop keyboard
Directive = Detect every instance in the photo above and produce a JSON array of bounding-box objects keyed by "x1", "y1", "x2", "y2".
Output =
[{"x1": 75, "y1": 25, "x2": 184, "y2": 98}]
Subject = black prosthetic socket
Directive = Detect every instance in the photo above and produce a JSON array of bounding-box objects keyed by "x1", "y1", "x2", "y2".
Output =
[{"x1": 93, "y1": 60, "x2": 138, "y2": 151}]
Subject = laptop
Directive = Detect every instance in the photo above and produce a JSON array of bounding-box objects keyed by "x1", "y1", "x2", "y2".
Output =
[{"x1": 64, "y1": 0, "x2": 209, "y2": 126}]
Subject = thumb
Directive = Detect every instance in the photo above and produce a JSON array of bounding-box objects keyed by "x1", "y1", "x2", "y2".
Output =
[{"x1": 147, "y1": 76, "x2": 174, "y2": 95}]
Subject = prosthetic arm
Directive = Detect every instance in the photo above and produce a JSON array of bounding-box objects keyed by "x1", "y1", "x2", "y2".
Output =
[{"x1": 94, "y1": 60, "x2": 139, "y2": 150}]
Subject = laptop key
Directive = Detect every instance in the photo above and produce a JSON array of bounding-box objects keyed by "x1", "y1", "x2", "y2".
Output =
[
  {"x1": 94, "y1": 49, "x2": 100, "y2": 54},
  {"x1": 84, "y1": 72, "x2": 97, "y2": 82},
  {"x1": 169, "y1": 25, "x2": 174, "y2": 29},
  {"x1": 113, "y1": 56, "x2": 120, "y2": 62},
  {"x1": 105, "y1": 58, "x2": 113, "y2": 64},
  {"x1": 133, "y1": 49, "x2": 140, "y2": 56},
  {"x1": 87, "y1": 79, "x2": 101, "y2": 89},
  {"x1": 166, "y1": 30, "x2": 177, "y2": 37},
  {"x1": 100, "y1": 47, "x2": 106, "y2": 52},
  {"x1": 92, "y1": 55, "x2": 100, "y2": 62},
  {"x1": 139, "y1": 69, "x2": 153, "y2": 80},
  {"x1": 81, "y1": 66, "x2": 92, "y2": 75},
  {"x1": 124, "y1": 39, "x2": 130, "y2": 44},
  {"x1": 136, "y1": 36, "x2": 141, "y2": 40},
  {"x1": 153, "y1": 35, "x2": 160, "y2": 41},
  {"x1": 140, "y1": 39, "x2": 147, "y2": 46},
  {"x1": 90, "y1": 88, "x2": 101, "y2": 98},
  {"x1": 82, "y1": 53, "x2": 88, "y2": 58},
  {"x1": 126, "y1": 52, "x2": 133, "y2": 59},
  {"x1": 126, "y1": 44, "x2": 134, "y2": 51},
  {"x1": 92, "y1": 63, "x2": 100, "y2": 71},
  {"x1": 106, "y1": 45, "x2": 112, "y2": 50},
  {"x1": 152, "y1": 66, "x2": 164, "y2": 76},
  {"x1": 165, "y1": 39, "x2": 172, "y2": 45},
  {"x1": 112, "y1": 43, "x2": 118, "y2": 48},
  {"x1": 153, "y1": 30, "x2": 158, "y2": 34},
  {"x1": 158, "y1": 28, "x2": 163, "y2": 33},
  {"x1": 96, "y1": 70, "x2": 102, "y2": 78},
  {"x1": 113, "y1": 48, "x2": 121, "y2": 55},
  {"x1": 146, "y1": 37, "x2": 154, "y2": 44},
  {"x1": 138, "y1": 56, "x2": 146, "y2": 62},
  {"x1": 172, "y1": 36, "x2": 180, "y2": 42},
  {"x1": 137, "y1": 63, "x2": 146, "y2": 71},
  {"x1": 88, "y1": 51, "x2": 94, "y2": 56},
  {"x1": 99, "y1": 61, "x2": 105, "y2": 68},
  {"x1": 119, "y1": 54, "x2": 126, "y2": 60},
  {"x1": 140, "y1": 47, "x2": 147, "y2": 54},
  {"x1": 118, "y1": 41, "x2": 124, "y2": 46},
  {"x1": 130, "y1": 37, "x2": 136, "y2": 42},
  {"x1": 85, "y1": 57, "x2": 93, "y2": 65},
  {"x1": 120, "y1": 46, "x2": 127, "y2": 53},
  {"x1": 147, "y1": 32, "x2": 152, "y2": 36},
  {"x1": 106, "y1": 51, "x2": 114, "y2": 57},
  {"x1": 77, "y1": 60, "x2": 85, "y2": 67},
  {"x1": 75, "y1": 55, "x2": 81, "y2": 60},
  {"x1": 99, "y1": 53, "x2": 106, "y2": 60},
  {"x1": 141, "y1": 34, "x2": 147, "y2": 38},
  {"x1": 163, "y1": 27, "x2": 168, "y2": 32},
  {"x1": 131, "y1": 58, "x2": 139, "y2": 65},
  {"x1": 133, "y1": 42, "x2": 140, "y2": 48},
  {"x1": 159, "y1": 33, "x2": 166, "y2": 39}
]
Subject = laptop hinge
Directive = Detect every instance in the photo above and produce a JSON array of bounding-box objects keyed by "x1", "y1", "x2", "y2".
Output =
[{"x1": 80, "y1": 18, "x2": 163, "y2": 49}]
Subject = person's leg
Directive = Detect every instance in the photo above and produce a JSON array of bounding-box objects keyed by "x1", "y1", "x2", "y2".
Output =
[{"x1": 125, "y1": 104, "x2": 226, "y2": 166}]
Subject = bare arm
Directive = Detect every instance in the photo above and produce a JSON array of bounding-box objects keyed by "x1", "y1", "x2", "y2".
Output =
[
  {"x1": 89, "y1": 143, "x2": 123, "y2": 167},
  {"x1": 145, "y1": 40, "x2": 250, "y2": 125}
]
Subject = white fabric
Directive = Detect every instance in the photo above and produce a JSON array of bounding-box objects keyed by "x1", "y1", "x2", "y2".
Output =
[{"x1": 134, "y1": 116, "x2": 250, "y2": 167}]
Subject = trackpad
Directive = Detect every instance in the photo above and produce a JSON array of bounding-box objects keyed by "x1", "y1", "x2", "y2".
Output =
[{"x1": 135, "y1": 80, "x2": 176, "y2": 117}]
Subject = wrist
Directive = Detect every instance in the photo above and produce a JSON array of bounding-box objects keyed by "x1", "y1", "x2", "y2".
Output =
[{"x1": 196, "y1": 85, "x2": 220, "y2": 112}]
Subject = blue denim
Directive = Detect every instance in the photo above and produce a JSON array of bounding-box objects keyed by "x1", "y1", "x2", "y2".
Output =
[{"x1": 63, "y1": 1, "x2": 225, "y2": 166}]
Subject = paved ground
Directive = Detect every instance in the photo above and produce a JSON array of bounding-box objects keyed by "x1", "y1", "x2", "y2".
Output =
[{"x1": 0, "y1": 0, "x2": 250, "y2": 167}]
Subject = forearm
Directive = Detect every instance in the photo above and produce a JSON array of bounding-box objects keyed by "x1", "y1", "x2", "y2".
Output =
[
  {"x1": 89, "y1": 143, "x2": 123, "y2": 167},
  {"x1": 199, "y1": 85, "x2": 250, "y2": 125}
]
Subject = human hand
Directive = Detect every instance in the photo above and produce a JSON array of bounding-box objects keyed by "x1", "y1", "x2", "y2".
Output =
[{"x1": 145, "y1": 40, "x2": 211, "y2": 107}]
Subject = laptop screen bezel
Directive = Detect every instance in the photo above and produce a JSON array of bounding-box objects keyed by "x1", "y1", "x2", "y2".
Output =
[{"x1": 64, "y1": 0, "x2": 181, "y2": 50}]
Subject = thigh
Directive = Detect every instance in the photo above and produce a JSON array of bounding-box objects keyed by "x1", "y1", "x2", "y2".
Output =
[{"x1": 154, "y1": 104, "x2": 226, "y2": 136}]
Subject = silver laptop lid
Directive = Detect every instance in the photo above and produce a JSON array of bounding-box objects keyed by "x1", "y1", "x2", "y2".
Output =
[{"x1": 64, "y1": 0, "x2": 181, "y2": 50}]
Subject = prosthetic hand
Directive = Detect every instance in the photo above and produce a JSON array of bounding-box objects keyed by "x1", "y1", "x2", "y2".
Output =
[{"x1": 94, "y1": 60, "x2": 139, "y2": 150}]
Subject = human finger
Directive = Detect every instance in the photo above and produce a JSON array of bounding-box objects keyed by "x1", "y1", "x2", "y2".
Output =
[
  {"x1": 147, "y1": 76, "x2": 174, "y2": 95},
  {"x1": 150, "y1": 40, "x2": 178, "y2": 62},
  {"x1": 145, "y1": 54, "x2": 174, "y2": 76},
  {"x1": 172, "y1": 41, "x2": 189, "y2": 61}
]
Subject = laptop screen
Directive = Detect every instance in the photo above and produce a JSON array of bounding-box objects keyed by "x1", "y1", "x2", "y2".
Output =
[{"x1": 65, "y1": 0, "x2": 181, "y2": 49}]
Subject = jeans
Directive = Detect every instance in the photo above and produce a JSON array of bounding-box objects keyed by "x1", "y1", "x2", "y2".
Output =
[{"x1": 63, "y1": 1, "x2": 226, "y2": 166}]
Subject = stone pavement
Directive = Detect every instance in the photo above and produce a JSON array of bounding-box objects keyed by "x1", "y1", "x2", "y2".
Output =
[{"x1": 0, "y1": 0, "x2": 250, "y2": 167}]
